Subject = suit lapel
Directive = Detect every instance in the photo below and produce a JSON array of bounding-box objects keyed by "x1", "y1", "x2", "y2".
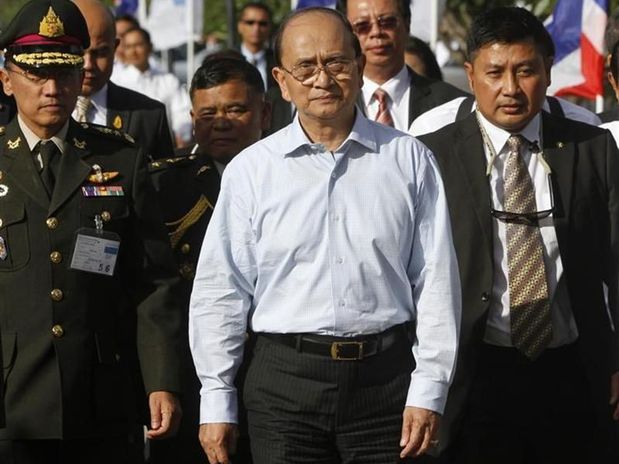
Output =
[
  {"x1": 540, "y1": 112, "x2": 574, "y2": 245},
  {"x1": 408, "y1": 68, "x2": 431, "y2": 126},
  {"x1": 49, "y1": 122, "x2": 92, "y2": 215},
  {"x1": 106, "y1": 83, "x2": 131, "y2": 132},
  {"x1": 452, "y1": 114, "x2": 494, "y2": 256},
  {"x1": 1, "y1": 119, "x2": 49, "y2": 209}
]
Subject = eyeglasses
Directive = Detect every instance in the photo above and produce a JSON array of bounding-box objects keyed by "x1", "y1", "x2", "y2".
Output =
[
  {"x1": 5, "y1": 66, "x2": 80, "y2": 85},
  {"x1": 351, "y1": 14, "x2": 400, "y2": 35},
  {"x1": 280, "y1": 59, "x2": 356, "y2": 84},
  {"x1": 491, "y1": 174, "x2": 555, "y2": 226},
  {"x1": 241, "y1": 19, "x2": 269, "y2": 27}
]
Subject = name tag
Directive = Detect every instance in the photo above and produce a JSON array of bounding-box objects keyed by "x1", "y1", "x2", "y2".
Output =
[{"x1": 70, "y1": 228, "x2": 121, "y2": 276}]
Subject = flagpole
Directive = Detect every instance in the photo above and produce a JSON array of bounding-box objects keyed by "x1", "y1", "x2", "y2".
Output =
[{"x1": 187, "y1": 0, "x2": 195, "y2": 89}]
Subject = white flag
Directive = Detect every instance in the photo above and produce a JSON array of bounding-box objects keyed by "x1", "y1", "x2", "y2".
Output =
[{"x1": 146, "y1": 0, "x2": 204, "y2": 50}]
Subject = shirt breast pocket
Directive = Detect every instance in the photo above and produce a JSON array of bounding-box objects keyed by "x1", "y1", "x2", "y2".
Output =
[
  {"x1": 79, "y1": 197, "x2": 130, "y2": 233},
  {"x1": 0, "y1": 202, "x2": 30, "y2": 271}
]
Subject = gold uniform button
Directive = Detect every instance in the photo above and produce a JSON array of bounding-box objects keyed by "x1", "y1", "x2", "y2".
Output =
[
  {"x1": 50, "y1": 288, "x2": 64, "y2": 301},
  {"x1": 46, "y1": 217, "x2": 59, "y2": 229},
  {"x1": 180, "y1": 243, "x2": 191, "y2": 254},
  {"x1": 51, "y1": 324, "x2": 64, "y2": 338},
  {"x1": 179, "y1": 263, "x2": 194, "y2": 280},
  {"x1": 101, "y1": 211, "x2": 112, "y2": 222},
  {"x1": 50, "y1": 251, "x2": 62, "y2": 264}
]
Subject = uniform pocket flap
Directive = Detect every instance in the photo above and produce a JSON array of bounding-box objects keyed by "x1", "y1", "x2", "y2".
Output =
[{"x1": 0, "y1": 203, "x2": 25, "y2": 228}]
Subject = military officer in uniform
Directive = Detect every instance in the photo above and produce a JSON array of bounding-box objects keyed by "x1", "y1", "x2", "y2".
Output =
[
  {"x1": 149, "y1": 55, "x2": 270, "y2": 463},
  {"x1": 0, "y1": 1, "x2": 183, "y2": 462}
]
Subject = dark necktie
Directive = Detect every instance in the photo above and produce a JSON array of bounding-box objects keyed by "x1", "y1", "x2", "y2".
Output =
[
  {"x1": 38, "y1": 141, "x2": 60, "y2": 196},
  {"x1": 504, "y1": 134, "x2": 552, "y2": 359},
  {"x1": 373, "y1": 88, "x2": 394, "y2": 127}
]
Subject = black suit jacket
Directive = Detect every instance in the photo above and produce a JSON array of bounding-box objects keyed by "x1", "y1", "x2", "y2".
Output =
[
  {"x1": 0, "y1": 118, "x2": 182, "y2": 439},
  {"x1": 599, "y1": 107, "x2": 619, "y2": 123},
  {"x1": 420, "y1": 111, "x2": 619, "y2": 456},
  {"x1": 106, "y1": 82, "x2": 175, "y2": 160}
]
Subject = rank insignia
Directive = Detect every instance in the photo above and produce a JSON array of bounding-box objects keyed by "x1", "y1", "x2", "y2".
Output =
[
  {"x1": 39, "y1": 7, "x2": 65, "y2": 38},
  {"x1": 7, "y1": 137, "x2": 21, "y2": 150},
  {"x1": 0, "y1": 237, "x2": 6, "y2": 260},
  {"x1": 81, "y1": 186, "x2": 124, "y2": 197},
  {"x1": 196, "y1": 165, "x2": 211, "y2": 175},
  {"x1": 0, "y1": 185, "x2": 8, "y2": 197},
  {"x1": 73, "y1": 138, "x2": 87, "y2": 149},
  {"x1": 113, "y1": 115, "x2": 123, "y2": 129}
]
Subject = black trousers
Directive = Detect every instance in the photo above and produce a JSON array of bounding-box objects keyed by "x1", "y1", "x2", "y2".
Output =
[
  {"x1": 449, "y1": 343, "x2": 605, "y2": 464},
  {"x1": 0, "y1": 437, "x2": 139, "y2": 464},
  {"x1": 243, "y1": 332, "x2": 415, "y2": 464}
]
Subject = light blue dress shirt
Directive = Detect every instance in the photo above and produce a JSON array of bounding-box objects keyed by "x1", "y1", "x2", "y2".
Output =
[{"x1": 189, "y1": 111, "x2": 461, "y2": 424}]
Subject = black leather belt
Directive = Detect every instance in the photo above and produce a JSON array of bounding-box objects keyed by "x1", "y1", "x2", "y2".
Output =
[{"x1": 258, "y1": 323, "x2": 410, "y2": 361}]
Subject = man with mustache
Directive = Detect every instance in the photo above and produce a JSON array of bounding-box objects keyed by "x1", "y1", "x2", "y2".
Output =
[{"x1": 189, "y1": 7, "x2": 461, "y2": 464}]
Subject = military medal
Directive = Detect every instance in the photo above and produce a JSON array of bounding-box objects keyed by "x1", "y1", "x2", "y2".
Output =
[
  {"x1": 0, "y1": 236, "x2": 7, "y2": 260},
  {"x1": 88, "y1": 164, "x2": 119, "y2": 184}
]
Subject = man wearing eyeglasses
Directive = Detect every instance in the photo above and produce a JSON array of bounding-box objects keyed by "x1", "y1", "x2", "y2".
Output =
[
  {"x1": 189, "y1": 7, "x2": 461, "y2": 464},
  {"x1": 0, "y1": 1, "x2": 183, "y2": 462},
  {"x1": 237, "y1": 2, "x2": 276, "y2": 90},
  {"x1": 338, "y1": 0, "x2": 466, "y2": 131},
  {"x1": 418, "y1": 7, "x2": 619, "y2": 463}
]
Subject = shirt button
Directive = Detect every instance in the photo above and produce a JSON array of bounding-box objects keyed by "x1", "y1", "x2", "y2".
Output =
[
  {"x1": 336, "y1": 257, "x2": 344, "y2": 264},
  {"x1": 180, "y1": 243, "x2": 191, "y2": 254},
  {"x1": 50, "y1": 251, "x2": 62, "y2": 264},
  {"x1": 51, "y1": 324, "x2": 64, "y2": 338},
  {"x1": 339, "y1": 300, "x2": 346, "y2": 307},
  {"x1": 331, "y1": 173, "x2": 337, "y2": 179},
  {"x1": 46, "y1": 217, "x2": 59, "y2": 230},
  {"x1": 481, "y1": 292, "x2": 490, "y2": 302},
  {"x1": 50, "y1": 288, "x2": 64, "y2": 302}
]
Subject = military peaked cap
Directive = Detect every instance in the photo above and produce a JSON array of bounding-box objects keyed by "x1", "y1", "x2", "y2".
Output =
[{"x1": 0, "y1": 0, "x2": 89, "y2": 69}]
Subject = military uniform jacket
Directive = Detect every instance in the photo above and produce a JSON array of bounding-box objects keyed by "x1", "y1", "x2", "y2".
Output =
[{"x1": 0, "y1": 118, "x2": 182, "y2": 440}]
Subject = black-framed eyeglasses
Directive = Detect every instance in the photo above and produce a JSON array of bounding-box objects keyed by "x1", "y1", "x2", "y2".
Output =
[
  {"x1": 5, "y1": 66, "x2": 81, "y2": 85},
  {"x1": 491, "y1": 174, "x2": 555, "y2": 226},
  {"x1": 241, "y1": 19, "x2": 269, "y2": 27},
  {"x1": 279, "y1": 58, "x2": 356, "y2": 84},
  {"x1": 351, "y1": 14, "x2": 400, "y2": 35}
]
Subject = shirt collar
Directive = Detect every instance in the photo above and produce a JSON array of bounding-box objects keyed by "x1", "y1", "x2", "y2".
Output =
[
  {"x1": 477, "y1": 111, "x2": 541, "y2": 156},
  {"x1": 17, "y1": 115, "x2": 69, "y2": 154},
  {"x1": 89, "y1": 83, "x2": 108, "y2": 112},
  {"x1": 362, "y1": 65, "x2": 409, "y2": 105},
  {"x1": 241, "y1": 44, "x2": 266, "y2": 61},
  {"x1": 282, "y1": 110, "x2": 377, "y2": 156}
]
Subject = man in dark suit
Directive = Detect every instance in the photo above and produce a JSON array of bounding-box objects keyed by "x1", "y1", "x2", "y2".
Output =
[
  {"x1": 148, "y1": 55, "x2": 270, "y2": 464},
  {"x1": 73, "y1": 0, "x2": 175, "y2": 160},
  {"x1": 237, "y1": 2, "x2": 276, "y2": 90},
  {"x1": 0, "y1": 1, "x2": 182, "y2": 462},
  {"x1": 419, "y1": 7, "x2": 619, "y2": 463},
  {"x1": 338, "y1": 0, "x2": 466, "y2": 131},
  {"x1": 0, "y1": 86, "x2": 16, "y2": 126}
]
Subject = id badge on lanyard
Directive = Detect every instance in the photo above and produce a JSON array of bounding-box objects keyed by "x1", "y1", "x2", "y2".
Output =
[{"x1": 70, "y1": 214, "x2": 121, "y2": 276}]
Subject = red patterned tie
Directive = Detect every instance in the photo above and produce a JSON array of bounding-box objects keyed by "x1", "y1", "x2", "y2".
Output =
[{"x1": 373, "y1": 88, "x2": 394, "y2": 127}]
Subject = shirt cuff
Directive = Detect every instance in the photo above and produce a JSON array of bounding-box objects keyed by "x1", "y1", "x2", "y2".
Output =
[
  {"x1": 200, "y1": 390, "x2": 238, "y2": 424},
  {"x1": 405, "y1": 375, "x2": 449, "y2": 414}
]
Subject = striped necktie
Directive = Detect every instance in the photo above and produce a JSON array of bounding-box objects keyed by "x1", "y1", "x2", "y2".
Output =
[
  {"x1": 373, "y1": 88, "x2": 394, "y2": 127},
  {"x1": 75, "y1": 96, "x2": 91, "y2": 123},
  {"x1": 504, "y1": 134, "x2": 552, "y2": 359}
]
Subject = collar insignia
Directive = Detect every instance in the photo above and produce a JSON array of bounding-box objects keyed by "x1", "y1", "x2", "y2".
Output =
[
  {"x1": 39, "y1": 7, "x2": 65, "y2": 38},
  {"x1": 73, "y1": 138, "x2": 86, "y2": 149},
  {"x1": 112, "y1": 115, "x2": 123, "y2": 129},
  {"x1": 7, "y1": 137, "x2": 21, "y2": 150}
]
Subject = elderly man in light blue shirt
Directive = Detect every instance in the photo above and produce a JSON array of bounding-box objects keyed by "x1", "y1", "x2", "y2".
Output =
[{"x1": 189, "y1": 7, "x2": 461, "y2": 464}]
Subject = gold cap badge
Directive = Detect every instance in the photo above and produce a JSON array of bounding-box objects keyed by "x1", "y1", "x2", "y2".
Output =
[
  {"x1": 113, "y1": 115, "x2": 123, "y2": 129},
  {"x1": 39, "y1": 7, "x2": 65, "y2": 38}
]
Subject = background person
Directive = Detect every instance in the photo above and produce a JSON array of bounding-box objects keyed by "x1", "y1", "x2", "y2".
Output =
[{"x1": 237, "y1": 1, "x2": 276, "y2": 90}]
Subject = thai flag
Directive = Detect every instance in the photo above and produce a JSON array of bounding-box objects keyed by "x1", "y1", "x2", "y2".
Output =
[
  {"x1": 292, "y1": 0, "x2": 336, "y2": 9},
  {"x1": 546, "y1": 0, "x2": 608, "y2": 100}
]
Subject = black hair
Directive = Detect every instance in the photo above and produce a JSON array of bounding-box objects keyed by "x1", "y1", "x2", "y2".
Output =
[
  {"x1": 405, "y1": 36, "x2": 442, "y2": 81},
  {"x1": 239, "y1": 2, "x2": 273, "y2": 23},
  {"x1": 114, "y1": 13, "x2": 140, "y2": 29},
  {"x1": 190, "y1": 54, "x2": 265, "y2": 100},
  {"x1": 611, "y1": 39, "x2": 619, "y2": 81},
  {"x1": 123, "y1": 26, "x2": 152, "y2": 47},
  {"x1": 466, "y1": 7, "x2": 555, "y2": 62},
  {"x1": 273, "y1": 7, "x2": 361, "y2": 67},
  {"x1": 606, "y1": 8, "x2": 619, "y2": 53},
  {"x1": 336, "y1": 0, "x2": 411, "y2": 24}
]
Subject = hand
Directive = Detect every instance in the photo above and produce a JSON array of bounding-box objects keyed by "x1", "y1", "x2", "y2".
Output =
[
  {"x1": 610, "y1": 371, "x2": 619, "y2": 420},
  {"x1": 146, "y1": 391, "x2": 182, "y2": 439},
  {"x1": 199, "y1": 423, "x2": 239, "y2": 464},
  {"x1": 399, "y1": 406, "x2": 440, "y2": 458}
]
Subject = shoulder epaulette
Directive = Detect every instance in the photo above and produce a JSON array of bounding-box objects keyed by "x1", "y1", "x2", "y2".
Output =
[
  {"x1": 79, "y1": 122, "x2": 135, "y2": 145},
  {"x1": 149, "y1": 154, "x2": 198, "y2": 172}
]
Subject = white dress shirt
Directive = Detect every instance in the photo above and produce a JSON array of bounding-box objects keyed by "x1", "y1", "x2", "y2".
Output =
[
  {"x1": 477, "y1": 112, "x2": 578, "y2": 347},
  {"x1": 409, "y1": 96, "x2": 602, "y2": 137},
  {"x1": 600, "y1": 120, "x2": 619, "y2": 148},
  {"x1": 72, "y1": 84, "x2": 108, "y2": 126},
  {"x1": 241, "y1": 43, "x2": 268, "y2": 90},
  {"x1": 112, "y1": 65, "x2": 192, "y2": 142},
  {"x1": 362, "y1": 65, "x2": 411, "y2": 131},
  {"x1": 189, "y1": 111, "x2": 461, "y2": 424},
  {"x1": 18, "y1": 115, "x2": 69, "y2": 160}
]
